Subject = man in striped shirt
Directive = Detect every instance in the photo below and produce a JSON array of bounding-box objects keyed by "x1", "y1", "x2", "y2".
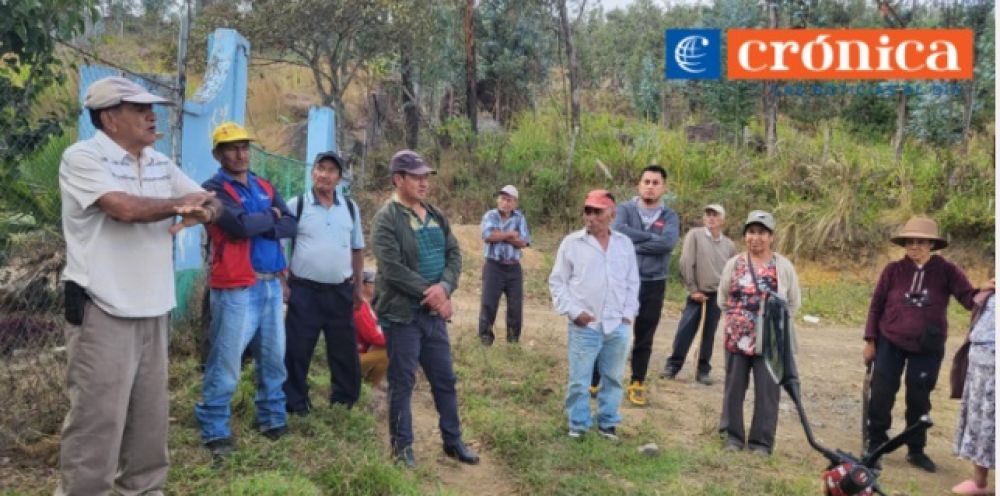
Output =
[
  {"x1": 370, "y1": 149, "x2": 479, "y2": 469},
  {"x1": 478, "y1": 185, "x2": 531, "y2": 345}
]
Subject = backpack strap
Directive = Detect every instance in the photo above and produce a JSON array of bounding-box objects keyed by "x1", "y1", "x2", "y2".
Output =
[
  {"x1": 289, "y1": 191, "x2": 357, "y2": 260},
  {"x1": 345, "y1": 196, "x2": 357, "y2": 225},
  {"x1": 291, "y1": 193, "x2": 304, "y2": 258}
]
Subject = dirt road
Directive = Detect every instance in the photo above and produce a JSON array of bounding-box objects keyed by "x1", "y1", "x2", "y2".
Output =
[{"x1": 400, "y1": 226, "x2": 978, "y2": 495}]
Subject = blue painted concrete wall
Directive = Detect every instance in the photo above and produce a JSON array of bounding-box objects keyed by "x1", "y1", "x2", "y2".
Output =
[
  {"x1": 175, "y1": 28, "x2": 250, "y2": 273},
  {"x1": 305, "y1": 106, "x2": 347, "y2": 197}
]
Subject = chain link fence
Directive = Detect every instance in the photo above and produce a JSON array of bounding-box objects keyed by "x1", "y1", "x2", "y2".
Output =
[
  {"x1": 250, "y1": 144, "x2": 307, "y2": 200},
  {"x1": 0, "y1": 75, "x2": 76, "y2": 463}
]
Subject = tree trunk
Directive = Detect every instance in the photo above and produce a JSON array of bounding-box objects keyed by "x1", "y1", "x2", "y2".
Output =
[
  {"x1": 495, "y1": 79, "x2": 501, "y2": 121},
  {"x1": 400, "y1": 47, "x2": 419, "y2": 150},
  {"x1": 893, "y1": 93, "x2": 907, "y2": 163},
  {"x1": 763, "y1": 1, "x2": 779, "y2": 158},
  {"x1": 558, "y1": 0, "x2": 580, "y2": 132},
  {"x1": 660, "y1": 85, "x2": 669, "y2": 128},
  {"x1": 464, "y1": 0, "x2": 477, "y2": 134},
  {"x1": 960, "y1": 79, "x2": 975, "y2": 156}
]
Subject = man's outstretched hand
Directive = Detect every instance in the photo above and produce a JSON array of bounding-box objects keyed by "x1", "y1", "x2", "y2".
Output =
[{"x1": 169, "y1": 193, "x2": 219, "y2": 235}]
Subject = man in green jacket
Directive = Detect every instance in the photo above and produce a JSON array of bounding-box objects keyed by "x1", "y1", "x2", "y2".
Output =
[{"x1": 371, "y1": 149, "x2": 479, "y2": 469}]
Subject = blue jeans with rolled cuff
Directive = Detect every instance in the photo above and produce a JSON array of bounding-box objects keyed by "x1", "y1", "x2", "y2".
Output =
[{"x1": 195, "y1": 278, "x2": 288, "y2": 442}]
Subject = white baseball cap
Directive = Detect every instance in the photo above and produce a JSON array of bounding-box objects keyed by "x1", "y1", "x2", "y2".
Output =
[
  {"x1": 704, "y1": 204, "x2": 725, "y2": 217},
  {"x1": 84, "y1": 76, "x2": 172, "y2": 110},
  {"x1": 498, "y1": 185, "x2": 519, "y2": 199}
]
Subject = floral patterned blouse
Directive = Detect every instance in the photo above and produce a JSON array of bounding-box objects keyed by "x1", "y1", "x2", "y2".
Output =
[{"x1": 723, "y1": 255, "x2": 778, "y2": 356}]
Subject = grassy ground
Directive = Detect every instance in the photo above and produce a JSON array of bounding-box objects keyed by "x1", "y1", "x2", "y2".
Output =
[
  {"x1": 452, "y1": 341, "x2": 818, "y2": 495},
  {"x1": 1, "y1": 226, "x2": 991, "y2": 495},
  {"x1": 162, "y1": 355, "x2": 423, "y2": 495}
]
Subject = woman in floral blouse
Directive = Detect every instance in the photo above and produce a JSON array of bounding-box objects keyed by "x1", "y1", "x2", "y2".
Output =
[{"x1": 716, "y1": 210, "x2": 801, "y2": 456}]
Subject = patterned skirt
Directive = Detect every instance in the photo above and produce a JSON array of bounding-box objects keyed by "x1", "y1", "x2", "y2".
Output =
[{"x1": 953, "y1": 361, "x2": 995, "y2": 468}]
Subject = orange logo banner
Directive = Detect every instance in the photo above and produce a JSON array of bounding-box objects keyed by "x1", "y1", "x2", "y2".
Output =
[{"x1": 726, "y1": 29, "x2": 973, "y2": 80}]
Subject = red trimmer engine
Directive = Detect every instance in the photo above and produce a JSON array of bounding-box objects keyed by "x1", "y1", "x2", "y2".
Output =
[{"x1": 821, "y1": 462, "x2": 875, "y2": 496}]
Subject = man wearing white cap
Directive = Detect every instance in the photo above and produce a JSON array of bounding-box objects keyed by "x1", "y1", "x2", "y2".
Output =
[
  {"x1": 57, "y1": 76, "x2": 220, "y2": 495},
  {"x1": 662, "y1": 204, "x2": 736, "y2": 385},
  {"x1": 477, "y1": 184, "x2": 531, "y2": 345}
]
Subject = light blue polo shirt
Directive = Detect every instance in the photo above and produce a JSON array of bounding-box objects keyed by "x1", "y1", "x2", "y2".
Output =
[{"x1": 287, "y1": 190, "x2": 364, "y2": 284}]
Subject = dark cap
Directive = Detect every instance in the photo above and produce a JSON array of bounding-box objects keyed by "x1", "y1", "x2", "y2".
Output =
[
  {"x1": 389, "y1": 149, "x2": 436, "y2": 175},
  {"x1": 314, "y1": 151, "x2": 345, "y2": 171}
]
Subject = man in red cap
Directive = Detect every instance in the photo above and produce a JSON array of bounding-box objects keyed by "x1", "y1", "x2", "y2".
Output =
[{"x1": 548, "y1": 189, "x2": 640, "y2": 441}]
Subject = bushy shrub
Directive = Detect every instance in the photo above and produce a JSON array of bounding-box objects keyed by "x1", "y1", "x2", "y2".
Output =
[
  {"x1": 0, "y1": 316, "x2": 61, "y2": 357},
  {"x1": 433, "y1": 107, "x2": 993, "y2": 260}
]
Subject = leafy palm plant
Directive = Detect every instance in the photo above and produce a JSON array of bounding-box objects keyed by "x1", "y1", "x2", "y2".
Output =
[{"x1": 0, "y1": 131, "x2": 70, "y2": 265}]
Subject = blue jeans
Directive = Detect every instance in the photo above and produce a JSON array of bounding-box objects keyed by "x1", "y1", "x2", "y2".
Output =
[
  {"x1": 195, "y1": 279, "x2": 288, "y2": 442},
  {"x1": 566, "y1": 322, "x2": 632, "y2": 431}
]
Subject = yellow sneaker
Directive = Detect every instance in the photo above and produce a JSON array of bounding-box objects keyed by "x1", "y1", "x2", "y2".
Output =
[{"x1": 626, "y1": 380, "x2": 647, "y2": 406}]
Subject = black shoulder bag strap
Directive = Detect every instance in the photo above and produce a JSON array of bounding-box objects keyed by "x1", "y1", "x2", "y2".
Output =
[
  {"x1": 291, "y1": 192, "x2": 357, "y2": 256},
  {"x1": 291, "y1": 193, "x2": 305, "y2": 257},
  {"x1": 345, "y1": 196, "x2": 357, "y2": 226}
]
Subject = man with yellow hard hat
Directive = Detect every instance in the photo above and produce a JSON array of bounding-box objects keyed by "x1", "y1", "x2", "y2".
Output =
[{"x1": 195, "y1": 122, "x2": 297, "y2": 459}]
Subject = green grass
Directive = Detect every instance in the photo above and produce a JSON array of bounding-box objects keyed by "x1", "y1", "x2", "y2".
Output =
[
  {"x1": 162, "y1": 350, "x2": 424, "y2": 496},
  {"x1": 449, "y1": 336, "x2": 822, "y2": 495}
]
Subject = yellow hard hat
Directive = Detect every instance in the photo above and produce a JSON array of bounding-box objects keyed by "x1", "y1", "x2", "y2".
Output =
[{"x1": 211, "y1": 121, "x2": 255, "y2": 149}]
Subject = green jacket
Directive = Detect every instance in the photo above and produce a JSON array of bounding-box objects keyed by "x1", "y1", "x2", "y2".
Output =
[{"x1": 370, "y1": 198, "x2": 462, "y2": 324}]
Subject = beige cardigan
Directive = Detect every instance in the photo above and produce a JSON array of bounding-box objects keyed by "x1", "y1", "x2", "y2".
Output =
[{"x1": 717, "y1": 252, "x2": 802, "y2": 355}]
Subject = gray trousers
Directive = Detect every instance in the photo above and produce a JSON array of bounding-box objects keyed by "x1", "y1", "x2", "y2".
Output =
[
  {"x1": 57, "y1": 301, "x2": 169, "y2": 496},
  {"x1": 719, "y1": 350, "x2": 780, "y2": 453},
  {"x1": 477, "y1": 259, "x2": 524, "y2": 342}
]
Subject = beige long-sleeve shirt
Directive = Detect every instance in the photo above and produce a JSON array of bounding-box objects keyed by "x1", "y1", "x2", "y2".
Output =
[{"x1": 678, "y1": 227, "x2": 737, "y2": 294}]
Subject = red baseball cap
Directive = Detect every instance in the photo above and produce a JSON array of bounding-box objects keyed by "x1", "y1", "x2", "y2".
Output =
[{"x1": 584, "y1": 189, "x2": 615, "y2": 210}]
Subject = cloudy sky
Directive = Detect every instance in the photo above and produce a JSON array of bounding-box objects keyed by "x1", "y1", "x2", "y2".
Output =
[{"x1": 595, "y1": 0, "x2": 707, "y2": 12}]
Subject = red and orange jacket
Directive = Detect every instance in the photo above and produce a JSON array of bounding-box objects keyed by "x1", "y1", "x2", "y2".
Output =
[
  {"x1": 203, "y1": 171, "x2": 296, "y2": 289},
  {"x1": 354, "y1": 300, "x2": 386, "y2": 353}
]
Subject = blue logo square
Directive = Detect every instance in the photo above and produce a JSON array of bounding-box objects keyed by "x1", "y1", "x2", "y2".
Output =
[{"x1": 665, "y1": 29, "x2": 721, "y2": 80}]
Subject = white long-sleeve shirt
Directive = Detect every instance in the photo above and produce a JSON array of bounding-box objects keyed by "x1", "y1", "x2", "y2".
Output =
[{"x1": 548, "y1": 229, "x2": 641, "y2": 334}]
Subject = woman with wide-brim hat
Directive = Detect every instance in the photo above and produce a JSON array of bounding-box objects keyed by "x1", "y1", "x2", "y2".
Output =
[{"x1": 862, "y1": 216, "x2": 985, "y2": 473}]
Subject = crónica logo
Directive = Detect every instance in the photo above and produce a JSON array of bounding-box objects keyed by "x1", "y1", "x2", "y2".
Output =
[
  {"x1": 727, "y1": 29, "x2": 973, "y2": 80},
  {"x1": 665, "y1": 29, "x2": 721, "y2": 80}
]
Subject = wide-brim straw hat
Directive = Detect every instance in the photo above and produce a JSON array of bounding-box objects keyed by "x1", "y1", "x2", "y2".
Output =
[{"x1": 890, "y1": 216, "x2": 948, "y2": 250}]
